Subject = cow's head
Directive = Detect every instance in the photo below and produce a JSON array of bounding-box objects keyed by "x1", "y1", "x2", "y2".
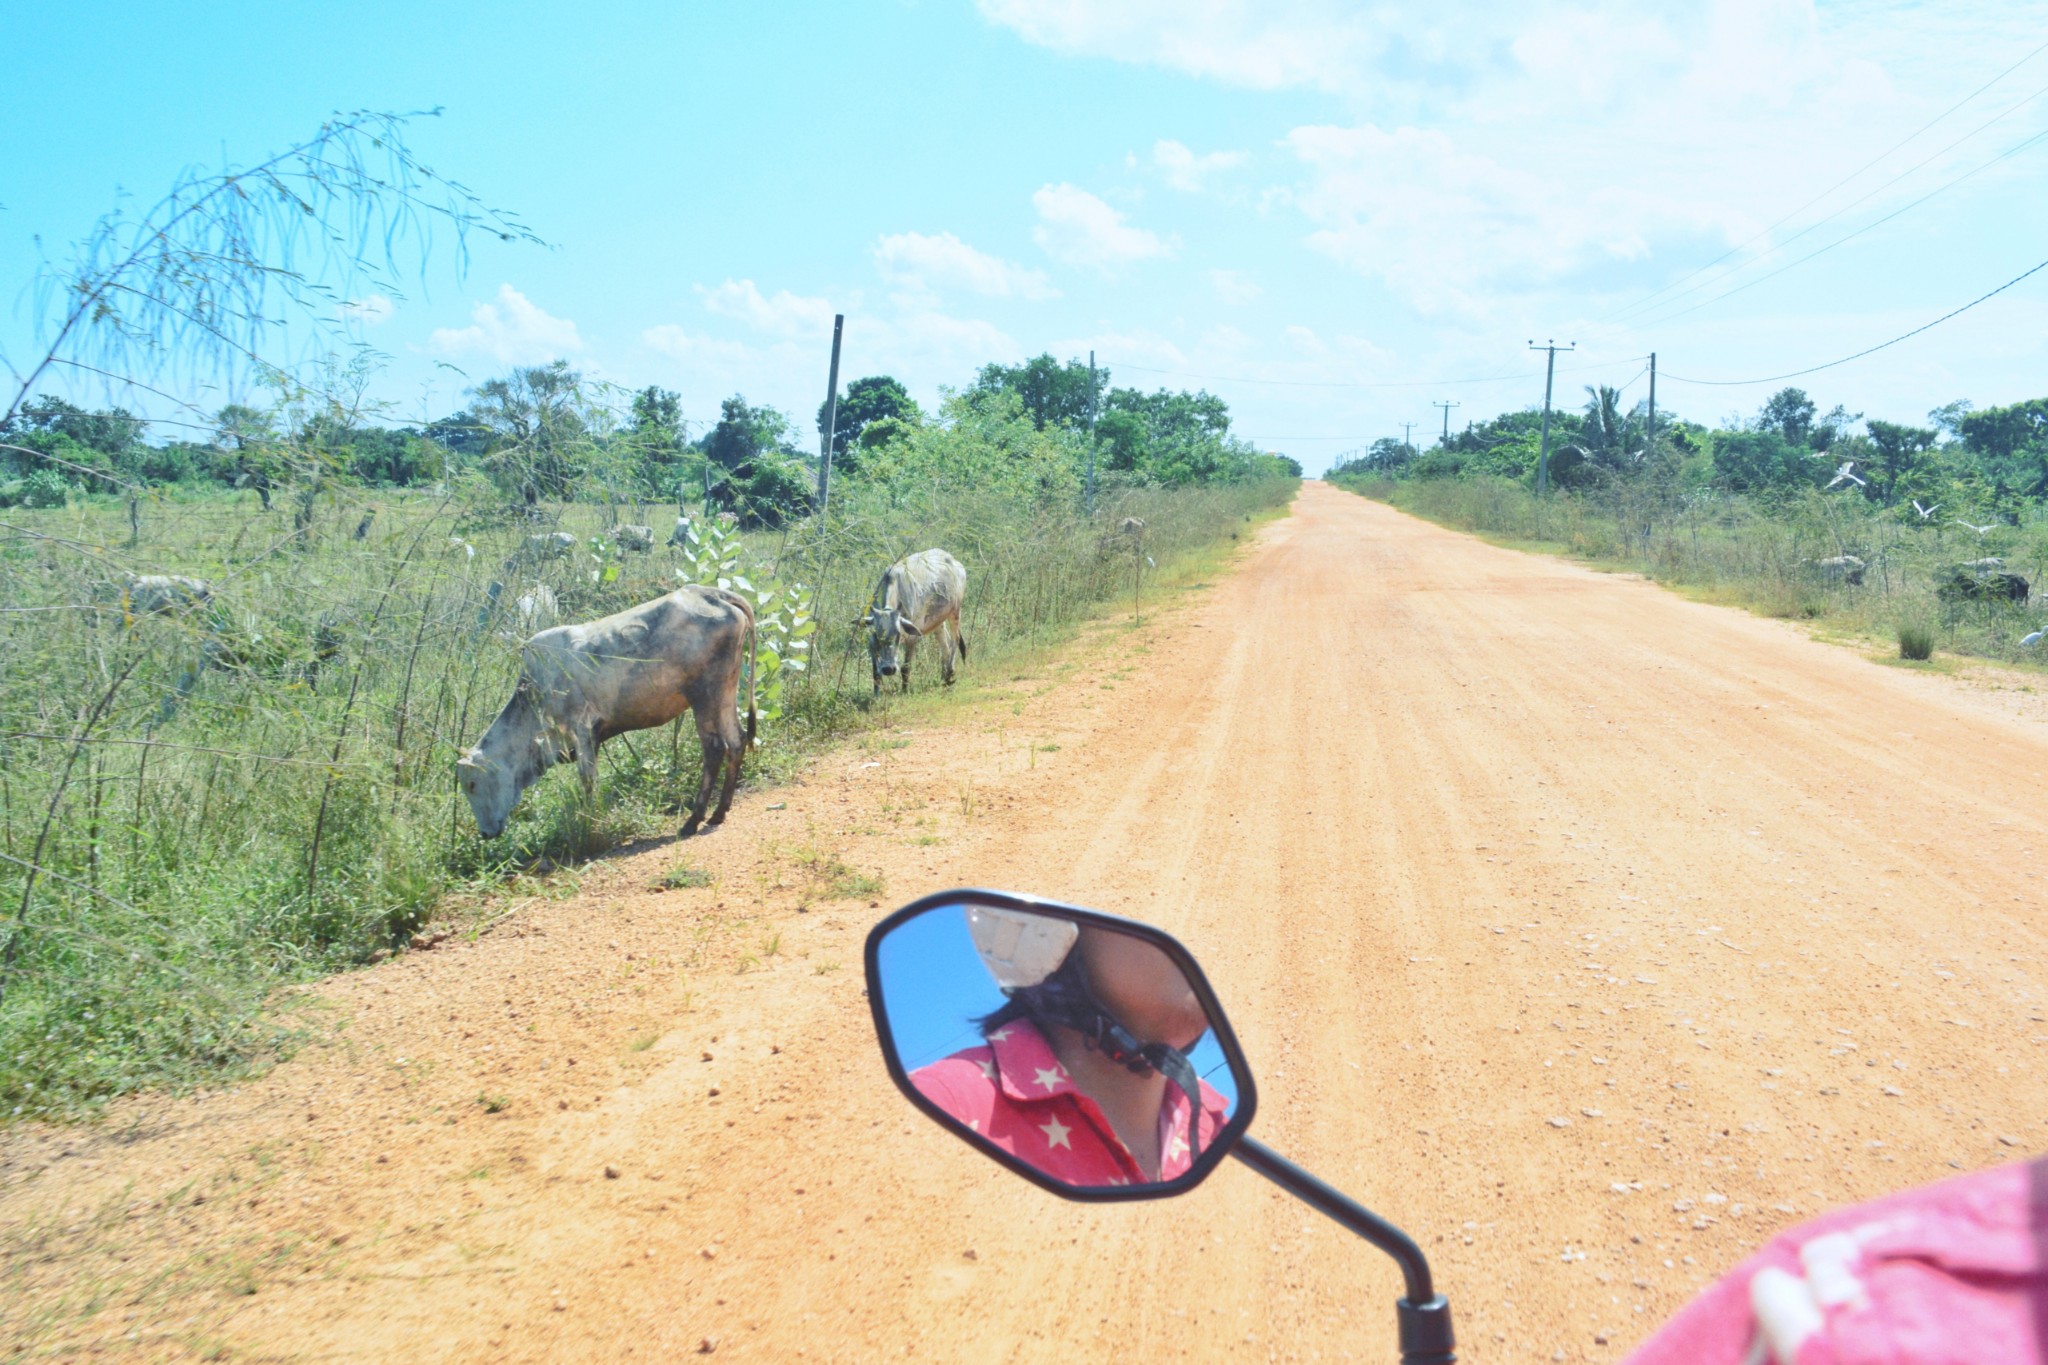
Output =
[
  {"x1": 457, "y1": 683, "x2": 555, "y2": 838},
  {"x1": 857, "y1": 606, "x2": 922, "y2": 678}
]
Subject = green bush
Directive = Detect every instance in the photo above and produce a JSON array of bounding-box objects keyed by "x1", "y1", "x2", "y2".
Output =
[
  {"x1": 18, "y1": 469, "x2": 70, "y2": 509},
  {"x1": 1898, "y1": 621, "x2": 1936, "y2": 660}
]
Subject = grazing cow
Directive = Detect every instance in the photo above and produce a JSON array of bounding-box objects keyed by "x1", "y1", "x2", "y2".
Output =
[
  {"x1": 859, "y1": 549, "x2": 968, "y2": 695},
  {"x1": 522, "y1": 530, "x2": 577, "y2": 560},
  {"x1": 119, "y1": 574, "x2": 211, "y2": 618},
  {"x1": 483, "y1": 581, "x2": 560, "y2": 636},
  {"x1": 1938, "y1": 562, "x2": 2029, "y2": 604},
  {"x1": 667, "y1": 515, "x2": 694, "y2": 548},
  {"x1": 1811, "y1": 554, "x2": 1866, "y2": 586},
  {"x1": 615, "y1": 523, "x2": 655, "y2": 553},
  {"x1": 458, "y1": 585, "x2": 757, "y2": 839}
]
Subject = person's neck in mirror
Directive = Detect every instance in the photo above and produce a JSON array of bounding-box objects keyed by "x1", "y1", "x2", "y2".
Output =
[{"x1": 1045, "y1": 1024, "x2": 1168, "y2": 1181}]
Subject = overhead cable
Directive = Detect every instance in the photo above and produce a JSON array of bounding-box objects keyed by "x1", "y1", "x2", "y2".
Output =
[
  {"x1": 1660, "y1": 254, "x2": 2048, "y2": 387},
  {"x1": 1598, "y1": 36, "x2": 2048, "y2": 326},
  {"x1": 1106, "y1": 355, "x2": 1642, "y2": 391}
]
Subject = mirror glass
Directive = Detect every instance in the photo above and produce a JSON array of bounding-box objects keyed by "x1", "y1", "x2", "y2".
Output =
[{"x1": 873, "y1": 901, "x2": 1246, "y2": 1190}]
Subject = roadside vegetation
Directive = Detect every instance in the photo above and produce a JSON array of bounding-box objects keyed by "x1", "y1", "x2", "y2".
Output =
[
  {"x1": 1328, "y1": 384, "x2": 2048, "y2": 664},
  {"x1": 0, "y1": 117, "x2": 1298, "y2": 1119}
]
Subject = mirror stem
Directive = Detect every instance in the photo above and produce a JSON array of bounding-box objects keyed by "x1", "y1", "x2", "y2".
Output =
[{"x1": 1231, "y1": 1135, "x2": 1456, "y2": 1364}]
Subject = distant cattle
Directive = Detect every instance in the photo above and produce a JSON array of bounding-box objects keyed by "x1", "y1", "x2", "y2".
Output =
[
  {"x1": 484, "y1": 581, "x2": 560, "y2": 636},
  {"x1": 1938, "y1": 560, "x2": 2029, "y2": 604},
  {"x1": 667, "y1": 515, "x2": 694, "y2": 547},
  {"x1": 117, "y1": 574, "x2": 212, "y2": 618},
  {"x1": 859, "y1": 549, "x2": 967, "y2": 695},
  {"x1": 458, "y1": 586, "x2": 757, "y2": 840},
  {"x1": 523, "y1": 531, "x2": 577, "y2": 560},
  {"x1": 1811, "y1": 555, "x2": 1866, "y2": 587},
  {"x1": 615, "y1": 523, "x2": 655, "y2": 553}
]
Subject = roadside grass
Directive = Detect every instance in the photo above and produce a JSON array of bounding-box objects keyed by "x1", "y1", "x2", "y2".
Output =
[
  {"x1": 0, "y1": 477, "x2": 1295, "y2": 1119},
  {"x1": 1332, "y1": 474, "x2": 2048, "y2": 668}
]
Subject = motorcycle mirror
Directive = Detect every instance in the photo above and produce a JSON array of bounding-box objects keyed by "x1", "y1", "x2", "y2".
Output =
[{"x1": 865, "y1": 889, "x2": 1257, "y2": 1200}]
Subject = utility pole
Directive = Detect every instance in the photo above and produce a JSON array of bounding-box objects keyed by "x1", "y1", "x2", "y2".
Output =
[
  {"x1": 1529, "y1": 339, "x2": 1576, "y2": 495},
  {"x1": 1645, "y1": 351, "x2": 1657, "y2": 462},
  {"x1": 1086, "y1": 350, "x2": 1098, "y2": 514},
  {"x1": 815, "y1": 313, "x2": 844, "y2": 519},
  {"x1": 1401, "y1": 421, "x2": 1416, "y2": 455},
  {"x1": 1433, "y1": 400, "x2": 1460, "y2": 443}
]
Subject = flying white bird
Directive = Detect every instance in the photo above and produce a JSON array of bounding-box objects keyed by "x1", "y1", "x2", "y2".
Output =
[
  {"x1": 1825, "y1": 461, "x2": 1866, "y2": 490},
  {"x1": 1954, "y1": 519, "x2": 1998, "y2": 536},
  {"x1": 1912, "y1": 500, "x2": 1941, "y2": 520}
]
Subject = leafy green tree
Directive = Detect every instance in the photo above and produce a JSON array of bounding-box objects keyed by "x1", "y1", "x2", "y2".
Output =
[
  {"x1": 969, "y1": 355, "x2": 1098, "y2": 430},
  {"x1": 702, "y1": 395, "x2": 811, "y2": 527},
  {"x1": 1958, "y1": 397, "x2": 2048, "y2": 502},
  {"x1": 0, "y1": 396, "x2": 145, "y2": 488},
  {"x1": 625, "y1": 385, "x2": 688, "y2": 498},
  {"x1": 819, "y1": 376, "x2": 919, "y2": 475},
  {"x1": 1758, "y1": 388, "x2": 1818, "y2": 445},
  {"x1": 469, "y1": 359, "x2": 593, "y2": 502},
  {"x1": 1862, "y1": 420, "x2": 1937, "y2": 506},
  {"x1": 1710, "y1": 429, "x2": 1819, "y2": 493}
]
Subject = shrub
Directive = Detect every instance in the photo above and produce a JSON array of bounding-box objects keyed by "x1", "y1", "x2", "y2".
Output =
[
  {"x1": 18, "y1": 469, "x2": 70, "y2": 508},
  {"x1": 1897, "y1": 621, "x2": 1935, "y2": 660}
]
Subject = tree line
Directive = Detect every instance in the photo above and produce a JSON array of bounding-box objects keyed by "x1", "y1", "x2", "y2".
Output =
[
  {"x1": 1330, "y1": 383, "x2": 2048, "y2": 523},
  {"x1": 1, "y1": 354, "x2": 1300, "y2": 526}
]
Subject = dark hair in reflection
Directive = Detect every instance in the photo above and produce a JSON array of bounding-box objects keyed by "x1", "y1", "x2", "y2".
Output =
[{"x1": 975, "y1": 950, "x2": 1095, "y2": 1039}]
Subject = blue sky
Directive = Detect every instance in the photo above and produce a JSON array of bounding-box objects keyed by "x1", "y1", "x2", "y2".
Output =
[{"x1": 6, "y1": 1, "x2": 2048, "y2": 472}]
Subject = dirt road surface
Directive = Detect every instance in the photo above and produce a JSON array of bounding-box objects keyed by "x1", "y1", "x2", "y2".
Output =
[{"x1": 8, "y1": 481, "x2": 2048, "y2": 1362}]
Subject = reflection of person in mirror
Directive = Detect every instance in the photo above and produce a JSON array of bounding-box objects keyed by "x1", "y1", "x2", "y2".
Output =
[{"x1": 910, "y1": 916, "x2": 1228, "y2": 1185}]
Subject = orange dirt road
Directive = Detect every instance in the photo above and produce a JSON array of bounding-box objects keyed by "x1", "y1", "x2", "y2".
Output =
[{"x1": 7, "y1": 480, "x2": 2048, "y2": 1363}]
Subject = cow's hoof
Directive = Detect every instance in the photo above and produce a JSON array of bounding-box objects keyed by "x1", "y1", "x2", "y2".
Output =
[{"x1": 679, "y1": 818, "x2": 703, "y2": 838}]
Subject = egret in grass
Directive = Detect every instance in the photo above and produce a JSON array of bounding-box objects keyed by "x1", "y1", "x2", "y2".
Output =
[
  {"x1": 1955, "y1": 519, "x2": 1998, "y2": 537},
  {"x1": 2023, "y1": 629, "x2": 2045, "y2": 648},
  {"x1": 1912, "y1": 500, "x2": 1941, "y2": 520},
  {"x1": 1826, "y1": 461, "x2": 1866, "y2": 490}
]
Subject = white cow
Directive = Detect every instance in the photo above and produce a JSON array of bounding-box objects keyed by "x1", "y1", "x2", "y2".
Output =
[
  {"x1": 458, "y1": 586, "x2": 756, "y2": 839},
  {"x1": 859, "y1": 549, "x2": 968, "y2": 695},
  {"x1": 119, "y1": 574, "x2": 212, "y2": 617},
  {"x1": 615, "y1": 523, "x2": 655, "y2": 553},
  {"x1": 523, "y1": 531, "x2": 577, "y2": 560}
]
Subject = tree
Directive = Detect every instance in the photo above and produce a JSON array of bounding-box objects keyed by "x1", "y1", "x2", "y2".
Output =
[
  {"x1": 211, "y1": 403, "x2": 281, "y2": 505},
  {"x1": 819, "y1": 376, "x2": 919, "y2": 475},
  {"x1": 468, "y1": 360, "x2": 592, "y2": 502},
  {"x1": 702, "y1": 396, "x2": 810, "y2": 527},
  {"x1": 1710, "y1": 429, "x2": 1818, "y2": 493},
  {"x1": 1862, "y1": 420, "x2": 1937, "y2": 506},
  {"x1": 1958, "y1": 397, "x2": 2048, "y2": 502},
  {"x1": 969, "y1": 355, "x2": 1098, "y2": 430},
  {"x1": 1757, "y1": 388, "x2": 1817, "y2": 445},
  {"x1": 626, "y1": 385, "x2": 687, "y2": 498}
]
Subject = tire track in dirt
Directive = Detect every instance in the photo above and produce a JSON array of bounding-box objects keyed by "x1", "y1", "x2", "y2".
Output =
[{"x1": 5, "y1": 481, "x2": 2047, "y2": 1362}]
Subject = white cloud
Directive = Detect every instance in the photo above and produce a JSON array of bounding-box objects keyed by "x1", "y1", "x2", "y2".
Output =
[
  {"x1": 977, "y1": 0, "x2": 1387, "y2": 94},
  {"x1": 428, "y1": 285, "x2": 582, "y2": 364},
  {"x1": 1209, "y1": 269, "x2": 1263, "y2": 305},
  {"x1": 338, "y1": 293, "x2": 394, "y2": 325},
  {"x1": 1154, "y1": 139, "x2": 1247, "y2": 192},
  {"x1": 699, "y1": 279, "x2": 839, "y2": 337},
  {"x1": 873, "y1": 232, "x2": 1056, "y2": 300},
  {"x1": 641, "y1": 326, "x2": 753, "y2": 366},
  {"x1": 1032, "y1": 184, "x2": 1175, "y2": 272}
]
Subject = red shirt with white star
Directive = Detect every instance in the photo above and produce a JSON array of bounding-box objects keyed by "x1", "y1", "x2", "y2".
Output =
[{"x1": 909, "y1": 1019, "x2": 1231, "y2": 1186}]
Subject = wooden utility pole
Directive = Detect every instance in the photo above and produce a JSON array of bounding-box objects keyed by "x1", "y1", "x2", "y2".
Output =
[
  {"x1": 1529, "y1": 339, "x2": 1576, "y2": 494},
  {"x1": 815, "y1": 313, "x2": 844, "y2": 519},
  {"x1": 1645, "y1": 351, "x2": 1657, "y2": 462},
  {"x1": 1086, "y1": 350, "x2": 1099, "y2": 514},
  {"x1": 1433, "y1": 400, "x2": 1460, "y2": 443}
]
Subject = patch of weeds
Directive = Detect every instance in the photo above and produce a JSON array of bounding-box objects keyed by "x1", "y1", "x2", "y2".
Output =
[
  {"x1": 656, "y1": 862, "x2": 714, "y2": 890},
  {"x1": 814, "y1": 962, "x2": 840, "y2": 975},
  {"x1": 1897, "y1": 621, "x2": 1936, "y2": 661},
  {"x1": 476, "y1": 1093, "x2": 510, "y2": 1114},
  {"x1": 779, "y1": 840, "x2": 887, "y2": 902},
  {"x1": 1037, "y1": 743, "x2": 1061, "y2": 753},
  {"x1": 761, "y1": 931, "x2": 782, "y2": 957},
  {"x1": 629, "y1": 1033, "x2": 659, "y2": 1052}
]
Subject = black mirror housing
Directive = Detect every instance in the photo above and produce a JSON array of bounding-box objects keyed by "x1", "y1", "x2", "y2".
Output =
[{"x1": 865, "y1": 888, "x2": 1259, "y2": 1202}]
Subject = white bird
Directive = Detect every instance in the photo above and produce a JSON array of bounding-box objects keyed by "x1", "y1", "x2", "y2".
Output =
[
  {"x1": 1912, "y1": 500, "x2": 1941, "y2": 520},
  {"x1": 2023, "y1": 629, "x2": 2046, "y2": 648},
  {"x1": 1825, "y1": 461, "x2": 1866, "y2": 490},
  {"x1": 1954, "y1": 519, "x2": 1998, "y2": 537}
]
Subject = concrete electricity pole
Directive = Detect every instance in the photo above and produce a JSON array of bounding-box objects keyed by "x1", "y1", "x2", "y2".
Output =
[
  {"x1": 1401, "y1": 421, "x2": 1416, "y2": 455},
  {"x1": 816, "y1": 314, "x2": 845, "y2": 518},
  {"x1": 1433, "y1": 400, "x2": 1460, "y2": 443},
  {"x1": 1086, "y1": 350, "x2": 1098, "y2": 514},
  {"x1": 1529, "y1": 339, "x2": 1576, "y2": 495},
  {"x1": 1645, "y1": 351, "x2": 1657, "y2": 462}
]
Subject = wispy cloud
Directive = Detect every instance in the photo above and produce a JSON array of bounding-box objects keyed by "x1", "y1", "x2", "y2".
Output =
[
  {"x1": 1032, "y1": 183, "x2": 1175, "y2": 272},
  {"x1": 428, "y1": 286, "x2": 582, "y2": 365},
  {"x1": 699, "y1": 279, "x2": 839, "y2": 337},
  {"x1": 874, "y1": 231, "x2": 1057, "y2": 300},
  {"x1": 338, "y1": 293, "x2": 394, "y2": 325},
  {"x1": 1153, "y1": 139, "x2": 1247, "y2": 192},
  {"x1": 1209, "y1": 269, "x2": 1263, "y2": 305}
]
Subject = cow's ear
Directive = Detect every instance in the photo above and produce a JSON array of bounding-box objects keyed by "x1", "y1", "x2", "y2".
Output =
[{"x1": 898, "y1": 617, "x2": 922, "y2": 638}]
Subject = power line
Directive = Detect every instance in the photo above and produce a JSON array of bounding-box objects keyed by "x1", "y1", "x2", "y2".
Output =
[
  {"x1": 1619, "y1": 103, "x2": 2048, "y2": 333},
  {"x1": 1103, "y1": 356, "x2": 1641, "y2": 391},
  {"x1": 1597, "y1": 36, "x2": 2048, "y2": 326},
  {"x1": 1661, "y1": 253, "x2": 2048, "y2": 387}
]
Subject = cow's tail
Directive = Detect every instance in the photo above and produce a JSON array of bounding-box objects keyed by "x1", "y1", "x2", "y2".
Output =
[{"x1": 735, "y1": 593, "x2": 758, "y2": 749}]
